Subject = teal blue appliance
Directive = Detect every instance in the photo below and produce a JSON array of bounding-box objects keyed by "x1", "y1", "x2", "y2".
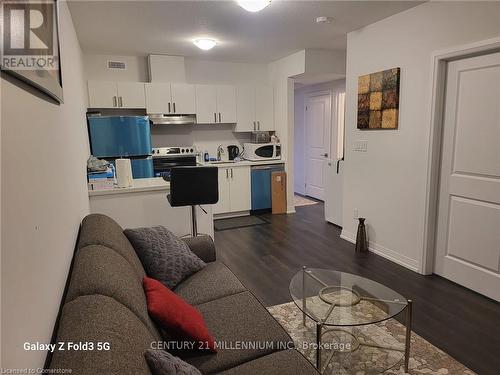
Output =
[
  {"x1": 251, "y1": 164, "x2": 285, "y2": 211},
  {"x1": 88, "y1": 116, "x2": 153, "y2": 178}
]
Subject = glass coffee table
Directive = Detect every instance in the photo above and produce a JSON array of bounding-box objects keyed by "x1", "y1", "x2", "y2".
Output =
[{"x1": 290, "y1": 267, "x2": 412, "y2": 374}]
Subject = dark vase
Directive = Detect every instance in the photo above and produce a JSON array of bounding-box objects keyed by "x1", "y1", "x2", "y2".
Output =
[{"x1": 355, "y1": 218, "x2": 368, "y2": 253}]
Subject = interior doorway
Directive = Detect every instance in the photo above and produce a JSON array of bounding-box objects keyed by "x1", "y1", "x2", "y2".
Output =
[{"x1": 293, "y1": 80, "x2": 346, "y2": 226}]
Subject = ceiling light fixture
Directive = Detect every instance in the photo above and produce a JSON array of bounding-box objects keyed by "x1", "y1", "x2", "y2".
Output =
[
  {"x1": 236, "y1": 0, "x2": 271, "y2": 13},
  {"x1": 193, "y1": 38, "x2": 217, "y2": 51}
]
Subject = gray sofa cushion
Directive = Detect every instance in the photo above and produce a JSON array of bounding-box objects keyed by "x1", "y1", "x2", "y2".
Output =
[
  {"x1": 124, "y1": 226, "x2": 206, "y2": 289},
  {"x1": 174, "y1": 262, "x2": 246, "y2": 305},
  {"x1": 178, "y1": 291, "x2": 293, "y2": 374},
  {"x1": 145, "y1": 350, "x2": 201, "y2": 375},
  {"x1": 181, "y1": 236, "x2": 216, "y2": 263},
  {"x1": 218, "y1": 350, "x2": 319, "y2": 375},
  {"x1": 78, "y1": 214, "x2": 146, "y2": 278},
  {"x1": 65, "y1": 244, "x2": 161, "y2": 340},
  {"x1": 49, "y1": 295, "x2": 155, "y2": 375}
]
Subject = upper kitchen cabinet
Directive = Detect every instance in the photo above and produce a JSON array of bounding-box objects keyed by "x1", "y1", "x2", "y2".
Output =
[
  {"x1": 235, "y1": 85, "x2": 274, "y2": 132},
  {"x1": 145, "y1": 83, "x2": 196, "y2": 114},
  {"x1": 195, "y1": 84, "x2": 236, "y2": 124},
  {"x1": 88, "y1": 81, "x2": 146, "y2": 109}
]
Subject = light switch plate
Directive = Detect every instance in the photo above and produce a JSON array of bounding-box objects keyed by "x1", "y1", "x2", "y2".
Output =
[{"x1": 354, "y1": 140, "x2": 368, "y2": 152}]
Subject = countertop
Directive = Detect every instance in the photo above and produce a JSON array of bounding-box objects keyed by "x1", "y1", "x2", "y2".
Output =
[
  {"x1": 88, "y1": 159, "x2": 285, "y2": 196},
  {"x1": 89, "y1": 177, "x2": 169, "y2": 197},
  {"x1": 198, "y1": 159, "x2": 285, "y2": 168}
]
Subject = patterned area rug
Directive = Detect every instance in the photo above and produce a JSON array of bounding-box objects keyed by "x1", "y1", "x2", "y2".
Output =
[
  {"x1": 294, "y1": 194, "x2": 319, "y2": 207},
  {"x1": 268, "y1": 301, "x2": 475, "y2": 375}
]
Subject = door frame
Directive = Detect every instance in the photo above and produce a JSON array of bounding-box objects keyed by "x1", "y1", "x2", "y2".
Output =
[
  {"x1": 421, "y1": 36, "x2": 500, "y2": 275},
  {"x1": 303, "y1": 89, "x2": 332, "y2": 199}
]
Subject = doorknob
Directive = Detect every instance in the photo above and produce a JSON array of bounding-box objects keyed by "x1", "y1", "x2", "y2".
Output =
[{"x1": 321, "y1": 153, "x2": 328, "y2": 157}]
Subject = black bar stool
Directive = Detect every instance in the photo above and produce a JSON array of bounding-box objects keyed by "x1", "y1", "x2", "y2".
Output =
[{"x1": 167, "y1": 166, "x2": 219, "y2": 237}]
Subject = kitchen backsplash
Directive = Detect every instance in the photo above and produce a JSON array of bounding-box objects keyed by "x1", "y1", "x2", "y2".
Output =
[{"x1": 150, "y1": 123, "x2": 251, "y2": 156}]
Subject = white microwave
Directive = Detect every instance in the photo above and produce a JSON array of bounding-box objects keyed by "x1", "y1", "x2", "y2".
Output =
[{"x1": 243, "y1": 143, "x2": 281, "y2": 161}]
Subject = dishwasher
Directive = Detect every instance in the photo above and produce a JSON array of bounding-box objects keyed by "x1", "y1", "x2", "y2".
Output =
[{"x1": 250, "y1": 164, "x2": 285, "y2": 211}]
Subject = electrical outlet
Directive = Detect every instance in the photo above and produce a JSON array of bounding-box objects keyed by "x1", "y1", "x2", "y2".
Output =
[
  {"x1": 353, "y1": 208, "x2": 358, "y2": 219},
  {"x1": 354, "y1": 140, "x2": 368, "y2": 152}
]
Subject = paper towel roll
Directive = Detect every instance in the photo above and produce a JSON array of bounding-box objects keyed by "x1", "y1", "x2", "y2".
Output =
[{"x1": 116, "y1": 158, "x2": 133, "y2": 188}]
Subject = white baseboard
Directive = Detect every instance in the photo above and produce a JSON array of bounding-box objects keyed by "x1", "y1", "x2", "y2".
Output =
[{"x1": 340, "y1": 230, "x2": 420, "y2": 273}]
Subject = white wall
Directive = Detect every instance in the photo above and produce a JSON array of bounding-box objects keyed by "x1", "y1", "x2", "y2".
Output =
[
  {"x1": 294, "y1": 79, "x2": 346, "y2": 195},
  {"x1": 84, "y1": 54, "x2": 149, "y2": 82},
  {"x1": 342, "y1": 1, "x2": 500, "y2": 272},
  {"x1": 268, "y1": 51, "x2": 306, "y2": 213},
  {"x1": 1, "y1": 1, "x2": 89, "y2": 369}
]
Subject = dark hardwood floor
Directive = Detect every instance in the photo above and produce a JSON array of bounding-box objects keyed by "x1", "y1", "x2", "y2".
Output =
[{"x1": 214, "y1": 203, "x2": 500, "y2": 375}]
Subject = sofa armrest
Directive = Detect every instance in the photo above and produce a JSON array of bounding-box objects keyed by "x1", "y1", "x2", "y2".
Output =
[{"x1": 182, "y1": 235, "x2": 216, "y2": 263}]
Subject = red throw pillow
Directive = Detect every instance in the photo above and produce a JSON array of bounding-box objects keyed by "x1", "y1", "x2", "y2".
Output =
[{"x1": 143, "y1": 276, "x2": 217, "y2": 352}]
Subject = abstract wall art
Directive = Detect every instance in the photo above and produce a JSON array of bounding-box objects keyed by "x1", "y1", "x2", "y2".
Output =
[{"x1": 357, "y1": 67, "x2": 400, "y2": 129}]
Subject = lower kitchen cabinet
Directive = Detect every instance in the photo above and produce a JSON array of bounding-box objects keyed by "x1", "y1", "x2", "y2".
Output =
[{"x1": 213, "y1": 166, "x2": 251, "y2": 215}]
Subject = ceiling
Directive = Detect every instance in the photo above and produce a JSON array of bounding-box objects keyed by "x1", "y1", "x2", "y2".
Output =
[{"x1": 68, "y1": 1, "x2": 422, "y2": 63}]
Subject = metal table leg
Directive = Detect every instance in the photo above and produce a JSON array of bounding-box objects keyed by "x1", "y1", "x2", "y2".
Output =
[
  {"x1": 405, "y1": 299, "x2": 413, "y2": 373},
  {"x1": 316, "y1": 322, "x2": 322, "y2": 370},
  {"x1": 302, "y1": 266, "x2": 307, "y2": 326}
]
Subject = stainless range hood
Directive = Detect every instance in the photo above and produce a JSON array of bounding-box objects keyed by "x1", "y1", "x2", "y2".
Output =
[{"x1": 148, "y1": 113, "x2": 197, "y2": 125}]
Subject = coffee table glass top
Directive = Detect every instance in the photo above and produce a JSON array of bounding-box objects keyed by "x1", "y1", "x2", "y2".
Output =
[{"x1": 290, "y1": 268, "x2": 407, "y2": 326}]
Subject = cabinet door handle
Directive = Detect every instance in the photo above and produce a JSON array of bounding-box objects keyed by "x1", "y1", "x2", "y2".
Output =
[
  {"x1": 231, "y1": 168, "x2": 233, "y2": 179},
  {"x1": 173, "y1": 102, "x2": 176, "y2": 113},
  {"x1": 168, "y1": 102, "x2": 171, "y2": 113},
  {"x1": 113, "y1": 96, "x2": 117, "y2": 107},
  {"x1": 257, "y1": 121, "x2": 260, "y2": 130},
  {"x1": 118, "y1": 96, "x2": 123, "y2": 107},
  {"x1": 253, "y1": 121, "x2": 256, "y2": 131},
  {"x1": 218, "y1": 112, "x2": 221, "y2": 123},
  {"x1": 214, "y1": 113, "x2": 217, "y2": 123},
  {"x1": 226, "y1": 169, "x2": 229, "y2": 178}
]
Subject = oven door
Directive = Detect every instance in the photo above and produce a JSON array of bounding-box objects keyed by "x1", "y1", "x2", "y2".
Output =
[{"x1": 153, "y1": 156, "x2": 197, "y2": 180}]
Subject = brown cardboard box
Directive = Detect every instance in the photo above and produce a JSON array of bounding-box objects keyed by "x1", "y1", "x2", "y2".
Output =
[{"x1": 272, "y1": 171, "x2": 287, "y2": 214}]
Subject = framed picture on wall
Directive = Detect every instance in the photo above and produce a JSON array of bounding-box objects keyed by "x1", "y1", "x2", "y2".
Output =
[
  {"x1": 357, "y1": 67, "x2": 400, "y2": 129},
  {"x1": 1, "y1": 0, "x2": 63, "y2": 103}
]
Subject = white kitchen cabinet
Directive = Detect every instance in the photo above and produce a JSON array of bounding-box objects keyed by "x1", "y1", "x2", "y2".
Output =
[
  {"x1": 170, "y1": 83, "x2": 196, "y2": 114},
  {"x1": 88, "y1": 81, "x2": 117, "y2": 108},
  {"x1": 213, "y1": 168, "x2": 231, "y2": 214},
  {"x1": 235, "y1": 85, "x2": 274, "y2": 132},
  {"x1": 255, "y1": 85, "x2": 274, "y2": 131},
  {"x1": 196, "y1": 84, "x2": 237, "y2": 124},
  {"x1": 216, "y1": 85, "x2": 237, "y2": 123},
  {"x1": 196, "y1": 85, "x2": 218, "y2": 123},
  {"x1": 117, "y1": 82, "x2": 146, "y2": 108},
  {"x1": 88, "y1": 80, "x2": 146, "y2": 109},
  {"x1": 145, "y1": 83, "x2": 196, "y2": 114},
  {"x1": 213, "y1": 166, "x2": 251, "y2": 214}
]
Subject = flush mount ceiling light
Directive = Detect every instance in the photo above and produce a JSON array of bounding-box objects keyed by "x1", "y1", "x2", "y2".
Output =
[
  {"x1": 193, "y1": 38, "x2": 217, "y2": 51},
  {"x1": 236, "y1": 0, "x2": 271, "y2": 12}
]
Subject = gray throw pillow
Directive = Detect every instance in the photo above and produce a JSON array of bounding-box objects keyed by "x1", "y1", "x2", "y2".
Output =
[
  {"x1": 124, "y1": 226, "x2": 206, "y2": 288},
  {"x1": 145, "y1": 349, "x2": 201, "y2": 375}
]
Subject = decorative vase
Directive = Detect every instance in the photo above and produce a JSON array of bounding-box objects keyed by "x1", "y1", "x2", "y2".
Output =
[{"x1": 355, "y1": 218, "x2": 368, "y2": 253}]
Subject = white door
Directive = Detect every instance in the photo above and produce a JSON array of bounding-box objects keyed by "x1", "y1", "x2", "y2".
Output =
[
  {"x1": 117, "y1": 82, "x2": 146, "y2": 108},
  {"x1": 88, "y1": 81, "x2": 118, "y2": 108},
  {"x1": 256, "y1": 85, "x2": 274, "y2": 131},
  {"x1": 305, "y1": 94, "x2": 331, "y2": 200},
  {"x1": 434, "y1": 52, "x2": 500, "y2": 301},
  {"x1": 216, "y1": 85, "x2": 237, "y2": 124},
  {"x1": 170, "y1": 83, "x2": 196, "y2": 114},
  {"x1": 196, "y1": 85, "x2": 217, "y2": 124},
  {"x1": 213, "y1": 168, "x2": 231, "y2": 214},
  {"x1": 228, "y1": 166, "x2": 251, "y2": 212},
  {"x1": 235, "y1": 85, "x2": 256, "y2": 132},
  {"x1": 145, "y1": 83, "x2": 172, "y2": 113}
]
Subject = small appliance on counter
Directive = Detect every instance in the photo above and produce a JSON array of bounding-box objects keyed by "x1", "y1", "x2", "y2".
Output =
[
  {"x1": 251, "y1": 131, "x2": 271, "y2": 144},
  {"x1": 243, "y1": 142, "x2": 281, "y2": 161},
  {"x1": 227, "y1": 145, "x2": 240, "y2": 161},
  {"x1": 115, "y1": 158, "x2": 133, "y2": 188},
  {"x1": 87, "y1": 116, "x2": 154, "y2": 178},
  {"x1": 152, "y1": 146, "x2": 197, "y2": 181}
]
